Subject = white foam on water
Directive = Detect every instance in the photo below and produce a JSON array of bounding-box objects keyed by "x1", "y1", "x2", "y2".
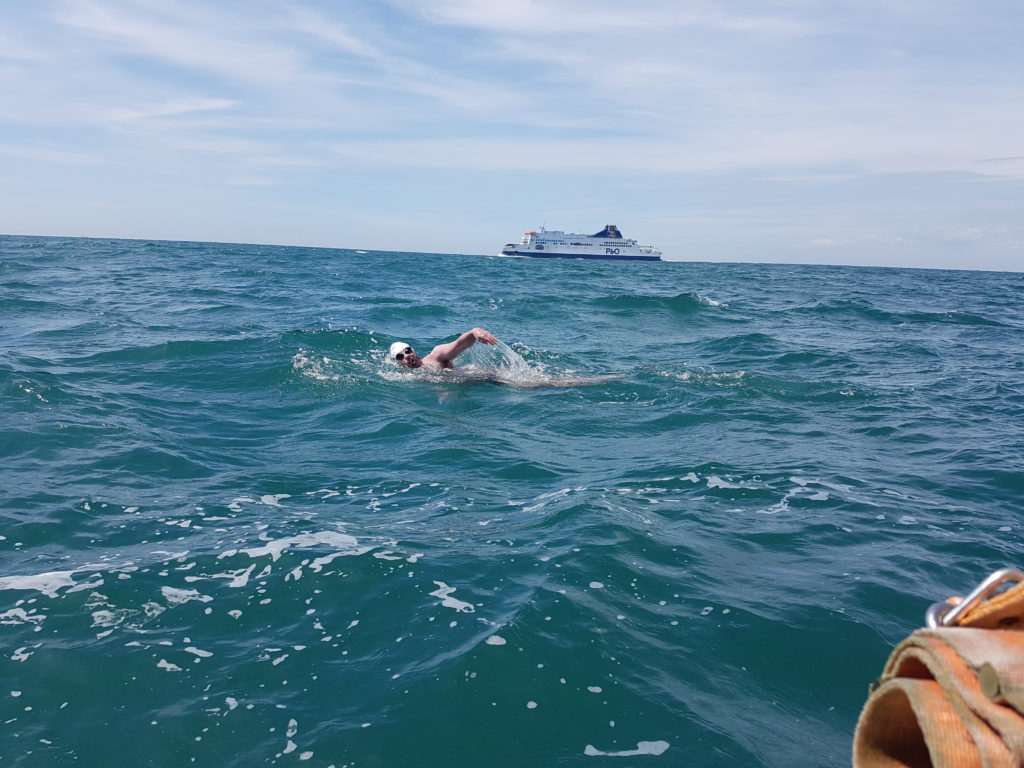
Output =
[
  {"x1": 292, "y1": 350, "x2": 340, "y2": 382},
  {"x1": 204, "y1": 564, "x2": 256, "y2": 588},
  {"x1": 699, "y1": 295, "x2": 729, "y2": 308},
  {"x1": 162, "y1": 586, "x2": 213, "y2": 605},
  {"x1": 151, "y1": 550, "x2": 190, "y2": 560},
  {"x1": 429, "y1": 582, "x2": 475, "y2": 613},
  {"x1": 307, "y1": 489, "x2": 340, "y2": 499},
  {"x1": 157, "y1": 660, "x2": 182, "y2": 672},
  {"x1": 380, "y1": 483, "x2": 421, "y2": 498},
  {"x1": 513, "y1": 487, "x2": 586, "y2": 514},
  {"x1": 225, "y1": 697, "x2": 238, "y2": 710},
  {"x1": 260, "y1": 494, "x2": 292, "y2": 507},
  {"x1": 526, "y1": 701, "x2": 538, "y2": 709},
  {"x1": 90, "y1": 610, "x2": 126, "y2": 628},
  {"x1": 12, "y1": 648, "x2": 32, "y2": 662},
  {"x1": 485, "y1": 635, "x2": 507, "y2": 646},
  {"x1": 706, "y1": 476, "x2": 744, "y2": 489},
  {"x1": 185, "y1": 647, "x2": 212, "y2": 658},
  {"x1": 584, "y1": 741, "x2": 670, "y2": 757},
  {"x1": 589, "y1": 582, "x2": 605, "y2": 589},
  {"x1": 240, "y1": 531, "x2": 363, "y2": 562},
  {"x1": 1, "y1": 608, "x2": 45, "y2": 626},
  {"x1": 0, "y1": 570, "x2": 77, "y2": 598},
  {"x1": 587, "y1": 686, "x2": 603, "y2": 694}
]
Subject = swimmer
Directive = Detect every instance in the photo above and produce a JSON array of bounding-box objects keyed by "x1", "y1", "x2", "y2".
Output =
[{"x1": 389, "y1": 327, "x2": 499, "y2": 370}]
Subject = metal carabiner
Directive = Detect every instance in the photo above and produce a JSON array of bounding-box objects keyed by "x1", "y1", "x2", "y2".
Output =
[{"x1": 925, "y1": 568, "x2": 1024, "y2": 628}]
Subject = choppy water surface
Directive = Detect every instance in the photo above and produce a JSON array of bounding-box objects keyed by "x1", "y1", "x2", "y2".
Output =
[{"x1": 2, "y1": 235, "x2": 1023, "y2": 767}]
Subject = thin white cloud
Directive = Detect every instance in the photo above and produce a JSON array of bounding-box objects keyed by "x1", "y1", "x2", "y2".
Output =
[
  {"x1": 324, "y1": 123, "x2": 1024, "y2": 177},
  {"x1": 0, "y1": 34, "x2": 48, "y2": 61},
  {"x1": 0, "y1": 145, "x2": 101, "y2": 165},
  {"x1": 106, "y1": 97, "x2": 238, "y2": 122},
  {"x1": 942, "y1": 228, "x2": 986, "y2": 244},
  {"x1": 283, "y1": 6, "x2": 527, "y2": 113},
  {"x1": 283, "y1": 8, "x2": 387, "y2": 60},
  {"x1": 54, "y1": 0, "x2": 303, "y2": 84},
  {"x1": 225, "y1": 176, "x2": 279, "y2": 187},
  {"x1": 402, "y1": 0, "x2": 811, "y2": 35}
]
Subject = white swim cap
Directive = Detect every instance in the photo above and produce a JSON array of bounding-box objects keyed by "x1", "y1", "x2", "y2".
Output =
[{"x1": 390, "y1": 341, "x2": 413, "y2": 359}]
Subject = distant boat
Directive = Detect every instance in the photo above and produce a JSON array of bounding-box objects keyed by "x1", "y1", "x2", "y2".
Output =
[{"x1": 499, "y1": 225, "x2": 662, "y2": 261}]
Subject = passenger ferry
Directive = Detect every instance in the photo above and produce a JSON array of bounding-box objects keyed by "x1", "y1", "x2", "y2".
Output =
[{"x1": 499, "y1": 225, "x2": 662, "y2": 261}]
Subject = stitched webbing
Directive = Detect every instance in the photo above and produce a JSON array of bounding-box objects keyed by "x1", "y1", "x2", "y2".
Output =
[{"x1": 853, "y1": 576, "x2": 1024, "y2": 767}]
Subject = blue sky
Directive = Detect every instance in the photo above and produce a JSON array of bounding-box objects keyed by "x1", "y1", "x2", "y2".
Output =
[{"x1": 1, "y1": 0, "x2": 1022, "y2": 270}]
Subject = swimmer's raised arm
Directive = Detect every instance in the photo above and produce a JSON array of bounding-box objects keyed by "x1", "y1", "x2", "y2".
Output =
[{"x1": 424, "y1": 328, "x2": 498, "y2": 368}]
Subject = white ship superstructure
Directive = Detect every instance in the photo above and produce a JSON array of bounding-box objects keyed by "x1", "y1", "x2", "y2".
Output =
[{"x1": 499, "y1": 225, "x2": 662, "y2": 261}]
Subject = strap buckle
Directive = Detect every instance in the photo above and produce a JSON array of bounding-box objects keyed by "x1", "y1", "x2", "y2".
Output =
[{"x1": 925, "y1": 568, "x2": 1024, "y2": 628}]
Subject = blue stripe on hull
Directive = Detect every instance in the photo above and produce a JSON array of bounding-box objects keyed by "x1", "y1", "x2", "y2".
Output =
[{"x1": 500, "y1": 250, "x2": 661, "y2": 261}]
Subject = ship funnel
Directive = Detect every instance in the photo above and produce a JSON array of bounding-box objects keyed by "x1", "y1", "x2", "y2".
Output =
[{"x1": 591, "y1": 224, "x2": 622, "y2": 238}]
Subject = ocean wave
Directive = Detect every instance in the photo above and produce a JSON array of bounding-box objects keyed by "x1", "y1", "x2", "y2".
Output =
[
  {"x1": 696, "y1": 333, "x2": 786, "y2": 359},
  {"x1": 1, "y1": 296, "x2": 68, "y2": 315},
  {"x1": 365, "y1": 302, "x2": 456, "y2": 323},
  {"x1": 0, "y1": 280, "x2": 39, "y2": 290},
  {"x1": 784, "y1": 299, "x2": 1009, "y2": 327},
  {"x1": 0, "y1": 259, "x2": 38, "y2": 273},
  {"x1": 592, "y1": 291, "x2": 729, "y2": 313},
  {"x1": 70, "y1": 336, "x2": 269, "y2": 366},
  {"x1": 663, "y1": 368, "x2": 871, "y2": 402},
  {"x1": 86, "y1": 445, "x2": 217, "y2": 481}
]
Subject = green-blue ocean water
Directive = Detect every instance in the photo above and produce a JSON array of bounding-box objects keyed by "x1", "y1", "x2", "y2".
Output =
[{"x1": 2, "y1": 234, "x2": 1023, "y2": 767}]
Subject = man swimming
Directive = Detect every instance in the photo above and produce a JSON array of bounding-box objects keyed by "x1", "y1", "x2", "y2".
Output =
[{"x1": 389, "y1": 327, "x2": 499, "y2": 370}]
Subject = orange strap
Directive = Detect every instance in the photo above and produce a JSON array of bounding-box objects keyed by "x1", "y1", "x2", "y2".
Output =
[{"x1": 853, "y1": 578, "x2": 1024, "y2": 767}]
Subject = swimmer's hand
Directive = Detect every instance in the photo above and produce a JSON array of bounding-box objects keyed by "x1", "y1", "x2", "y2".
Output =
[{"x1": 472, "y1": 328, "x2": 498, "y2": 345}]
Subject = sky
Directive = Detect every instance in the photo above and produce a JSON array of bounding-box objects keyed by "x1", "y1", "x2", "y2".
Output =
[{"x1": 1, "y1": 0, "x2": 1022, "y2": 270}]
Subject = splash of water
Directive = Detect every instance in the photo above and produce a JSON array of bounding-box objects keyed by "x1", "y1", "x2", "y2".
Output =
[{"x1": 461, "y1": 341, "x2": 550, "y2": 385}]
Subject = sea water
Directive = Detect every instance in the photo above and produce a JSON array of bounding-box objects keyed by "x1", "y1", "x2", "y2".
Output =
[{"x1": 1, "y1": 235, "x2": 1022, "y2": 767}]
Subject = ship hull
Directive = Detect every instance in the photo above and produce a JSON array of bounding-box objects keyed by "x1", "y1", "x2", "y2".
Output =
[{"x1": 499, "y1": 249, "x2": 661, "y2": 261}]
